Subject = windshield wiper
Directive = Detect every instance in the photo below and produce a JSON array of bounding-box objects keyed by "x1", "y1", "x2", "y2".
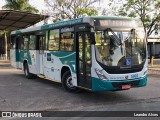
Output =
[
  {"x1": 104, "y1": 28, "x2": 122, "y2": 45},
  {"x1": 104, "y1": 28, "x2": 123, "y2": 55}
]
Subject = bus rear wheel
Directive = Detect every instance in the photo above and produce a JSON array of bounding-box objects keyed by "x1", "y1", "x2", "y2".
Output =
[
  {"x1": 62, "y1": 71, "x2": 79, "y2": 92},
  {"x1": 24, "y1": 63, "x2": 34, "y2": 79}
]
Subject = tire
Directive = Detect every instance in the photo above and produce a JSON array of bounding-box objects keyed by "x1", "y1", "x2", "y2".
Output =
[
  {"x1": 62, "y1": 71, "x2": 79, "y2": 92},
  {"x1": 24, "y1": 63, "x2": 34, "y2": 79}
]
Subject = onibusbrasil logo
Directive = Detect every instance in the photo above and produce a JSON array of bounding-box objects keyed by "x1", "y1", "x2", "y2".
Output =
[{"x1": 1, "y1": 112, "x2": 42, "y2": 118}]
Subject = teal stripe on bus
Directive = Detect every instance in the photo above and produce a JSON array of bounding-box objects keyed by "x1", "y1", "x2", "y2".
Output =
[
  {"x1": 20, "y1": 50, "x2": 32, "y2": 65},
  {"x1": 41, "y1": 18, "x2": 83, "y2": 30},
  {"x1": 92, "y1": 75, "x2": 147, "y2": 91},
  {"x1": 50, "y1": 51, "x2": 76, "y2": 73}
]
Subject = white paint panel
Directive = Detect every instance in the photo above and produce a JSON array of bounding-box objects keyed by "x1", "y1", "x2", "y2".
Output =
[{"x1": 29, "y1": 50, "x2": 40, "y2": 74}]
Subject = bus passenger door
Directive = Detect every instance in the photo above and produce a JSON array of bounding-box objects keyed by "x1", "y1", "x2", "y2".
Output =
[
  {"x1": 16, "y1": 37, "x2": 22, "y2": 68},
  {"x1": 38, "y1": 35, "x2": 45, "y2": 74},
  {"x1": 77, "y1": 32, "x2": 92, "y2": 89}
]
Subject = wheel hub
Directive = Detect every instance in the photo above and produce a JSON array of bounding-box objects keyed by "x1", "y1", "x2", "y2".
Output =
[{"x1": 66, "y1": 76, "x2": 74, "y2": 88}]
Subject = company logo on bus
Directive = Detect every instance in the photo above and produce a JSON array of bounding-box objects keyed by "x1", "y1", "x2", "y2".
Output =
[{"x1": 125, "y1": 75, "x2": 129, "y2": 79}]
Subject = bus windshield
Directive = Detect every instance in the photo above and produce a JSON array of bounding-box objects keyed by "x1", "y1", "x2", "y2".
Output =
[{"x1": 95, "y1": 28, "x2": 146, "y2": 67}]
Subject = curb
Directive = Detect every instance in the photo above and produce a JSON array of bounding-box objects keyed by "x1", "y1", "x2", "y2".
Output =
[
  {"x1": 0, "y1": 60, "x2": 10, "y2": 63},
  {"x1": 148, "y1": 66, "x2": 160, "y2": 68},
  {"x1": 148, "y1": 68, "x2": 160, "y2": 74}
]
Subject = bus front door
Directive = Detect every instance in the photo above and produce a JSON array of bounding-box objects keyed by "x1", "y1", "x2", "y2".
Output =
[
  {"x1": 16, "y1": 36, "x2": 22, "y2": 68},
  {"x1": 77, "y1": 32, "x2": 92, "y2": 90},
  {"x1": 38, "y1": 35, "x2": 45, "y2": 74}
]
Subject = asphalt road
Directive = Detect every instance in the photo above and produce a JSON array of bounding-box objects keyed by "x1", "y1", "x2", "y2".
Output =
[{"x1": 0, "y1": 62, "x2": 160, "y2": 119}]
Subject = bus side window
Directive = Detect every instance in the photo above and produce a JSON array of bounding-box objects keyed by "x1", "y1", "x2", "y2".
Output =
[
  {"x1": 45, "y1": 31, "x2": 48, "y2": 50},
  {"x1": 48, "y1": 29, "x2": 59, "y2": 51},
  {"x1": 16, "y1": 36, "x2": 21, "y2": 50},
  {"x1": 10, "y1": 36, "x2": 16, "y2": 49},
  {"x1": 39, "y1": 37, "x2": 43, "y2": 50},
  {"x1": 79, "y1": 34, "x2": 83, "y2": 59},
  {"x1": 21, "y1": 37, "x2": 24, "y2": 50},
  {"x1": 38, "y1": 35, "x2": 45, "y2": 54},
  {"x1": 23, "y1": 35, "x2": 29, "y2": 50},
  {"x1": 29, "y1": 35, "x2": 36, "y2": 50},
  {"x1": 60, "y1": 32, "x2": 74, "y2": 51}
]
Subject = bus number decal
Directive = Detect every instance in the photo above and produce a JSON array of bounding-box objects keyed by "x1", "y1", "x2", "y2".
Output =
[{"x1": 131, "y1": 74, "x2": 138, "y2": 79}]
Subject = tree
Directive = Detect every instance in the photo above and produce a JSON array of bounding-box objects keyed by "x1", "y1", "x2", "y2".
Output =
[
  {"x1": 2, "y1": 0, "x2": 39, "y2": 60},
  {"x1": 118, "y1": 0, "x2": 160, "y2": 39},
  {"x1": 44, "y1": 0, "x2": 99, "y2": 22},
  {"x1": 101, "y1": 0, "x2": 125, "y2": 16},
  {"x1": 2, "y1": 0, "x2": 39, "y2": 13}
]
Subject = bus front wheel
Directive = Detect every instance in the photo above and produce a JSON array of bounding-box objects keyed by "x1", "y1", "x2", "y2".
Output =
[
  {"x1": 24, "y1": 63, "x2": 34, "y2": 79},
  {"x1": 62, "y1": 71, "x2": 79, "y2": 92}
]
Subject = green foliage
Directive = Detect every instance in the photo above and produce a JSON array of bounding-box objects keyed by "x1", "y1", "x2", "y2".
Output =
[
  {"x1": 45, "y1": 0, "x2": 99, "y2": 22},
  {"x1": 77, "y1": 8, "x2": 98, "y2": 16},
  {"x1": 118, "y1": 0, "x2": 160, "y2": 38},
  {"x1": 2, "y1": 0, "x2": 39, "y2": 13}
]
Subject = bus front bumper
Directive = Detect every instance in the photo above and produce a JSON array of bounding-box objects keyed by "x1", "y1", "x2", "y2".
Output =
[{"x1": 92, "y1": 75, "x2": 147, "y2": 92}]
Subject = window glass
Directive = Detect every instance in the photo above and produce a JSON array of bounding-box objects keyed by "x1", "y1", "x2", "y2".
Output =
[
  {"x1": 29, "y1": 35, "x2": 36, "y2": 50},
  {"x1": 79, "y1": 34, "x2": 91, "y2": 63},
  {"x1": 85, "y1": 34, "x2": 91, "y2": 64},
  {"x1": 21, "y1": 38, "x2": 24, "y2": 49},
  {"x1": 45, "y1": 31, "x2": 48, "y2": 50},
  {"x1": 10, "y1": 36, "x2": 16, "y2": 49},
  {"x1": 24, "y1": 35, "x2": 29, "y2": 50},
  {"x1": 48, "y1": 29, "x2": 59, "y2": 50},
  {"x1": 39, "y1": 36, "x2": 45, "y2": 50},
  {"x1": 60, "y1": 32, "x2": 74, "y2": 51},
  {"x1": 95, "y1": 28, "x2": 146, "y2": 66},
  {"x1": 49, "y1": 30, "x2": 54, "y2": 39},
  {"x1": 16, "y1": 36, "x2": 22, "y2": 49}
]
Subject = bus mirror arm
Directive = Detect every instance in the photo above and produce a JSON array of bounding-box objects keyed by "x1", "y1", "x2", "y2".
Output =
[{"x1": 90, "y1": 32, "x2": 96, "y2": 44}]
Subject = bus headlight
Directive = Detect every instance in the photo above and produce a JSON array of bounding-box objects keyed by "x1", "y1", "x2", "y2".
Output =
[{"x1": 95, "y1": 68, "x2": 108, "y2": 80}]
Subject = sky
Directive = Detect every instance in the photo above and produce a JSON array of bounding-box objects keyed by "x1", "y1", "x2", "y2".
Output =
[
  {"x1": 0, "y1": 0, "x2": 47, "y2": 12},
  {"x1": 0, "y1": 0, "x2": 127, "y2": 17},
  {"x1": 0, "y1": 0, "x2": 158, "y2": 37},
  {"x1": 0, "y1": 0, "x2": 127, "y2": 26},
  {"x1": 0, "y1": 0, "x2": 113, "y2": 24},
  {"x1": 0, "y1": 0, "x2": 113, "y2": 13}
]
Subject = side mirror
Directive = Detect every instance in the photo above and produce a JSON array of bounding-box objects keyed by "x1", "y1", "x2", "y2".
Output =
[
  {"x1": 131, "y1": 29, "x2": 135, "y2": 34},
  {"x1": 131, "y1": 29, "x2": 136, "y2": 38}
]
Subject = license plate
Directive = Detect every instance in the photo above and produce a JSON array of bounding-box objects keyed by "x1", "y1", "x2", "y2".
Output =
[{"x1": 122, "y1": 84, "x2": 131, "y2": 90}]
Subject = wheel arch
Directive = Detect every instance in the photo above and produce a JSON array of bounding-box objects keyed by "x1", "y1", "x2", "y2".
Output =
[{"x1": 61, "y1": 66, "x2": 72, "y2": 81}]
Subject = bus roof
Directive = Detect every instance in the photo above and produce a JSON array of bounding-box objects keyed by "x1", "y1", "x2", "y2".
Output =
[
  {"x1": 11, "y1": 16, "x2": 137, "y2": 35},
  {"x1": 91, "y1": 16, "x2": 135, "y2": 20}
]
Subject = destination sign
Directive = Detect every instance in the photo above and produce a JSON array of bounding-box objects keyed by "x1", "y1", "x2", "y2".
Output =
[{"x1": 94, "y1": 19, "x2": 139, "y2": 28}]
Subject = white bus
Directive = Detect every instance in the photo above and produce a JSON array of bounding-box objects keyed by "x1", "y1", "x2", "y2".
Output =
[{"x1": 10, "y1": 16, "x2": 148, "y2": 92}]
